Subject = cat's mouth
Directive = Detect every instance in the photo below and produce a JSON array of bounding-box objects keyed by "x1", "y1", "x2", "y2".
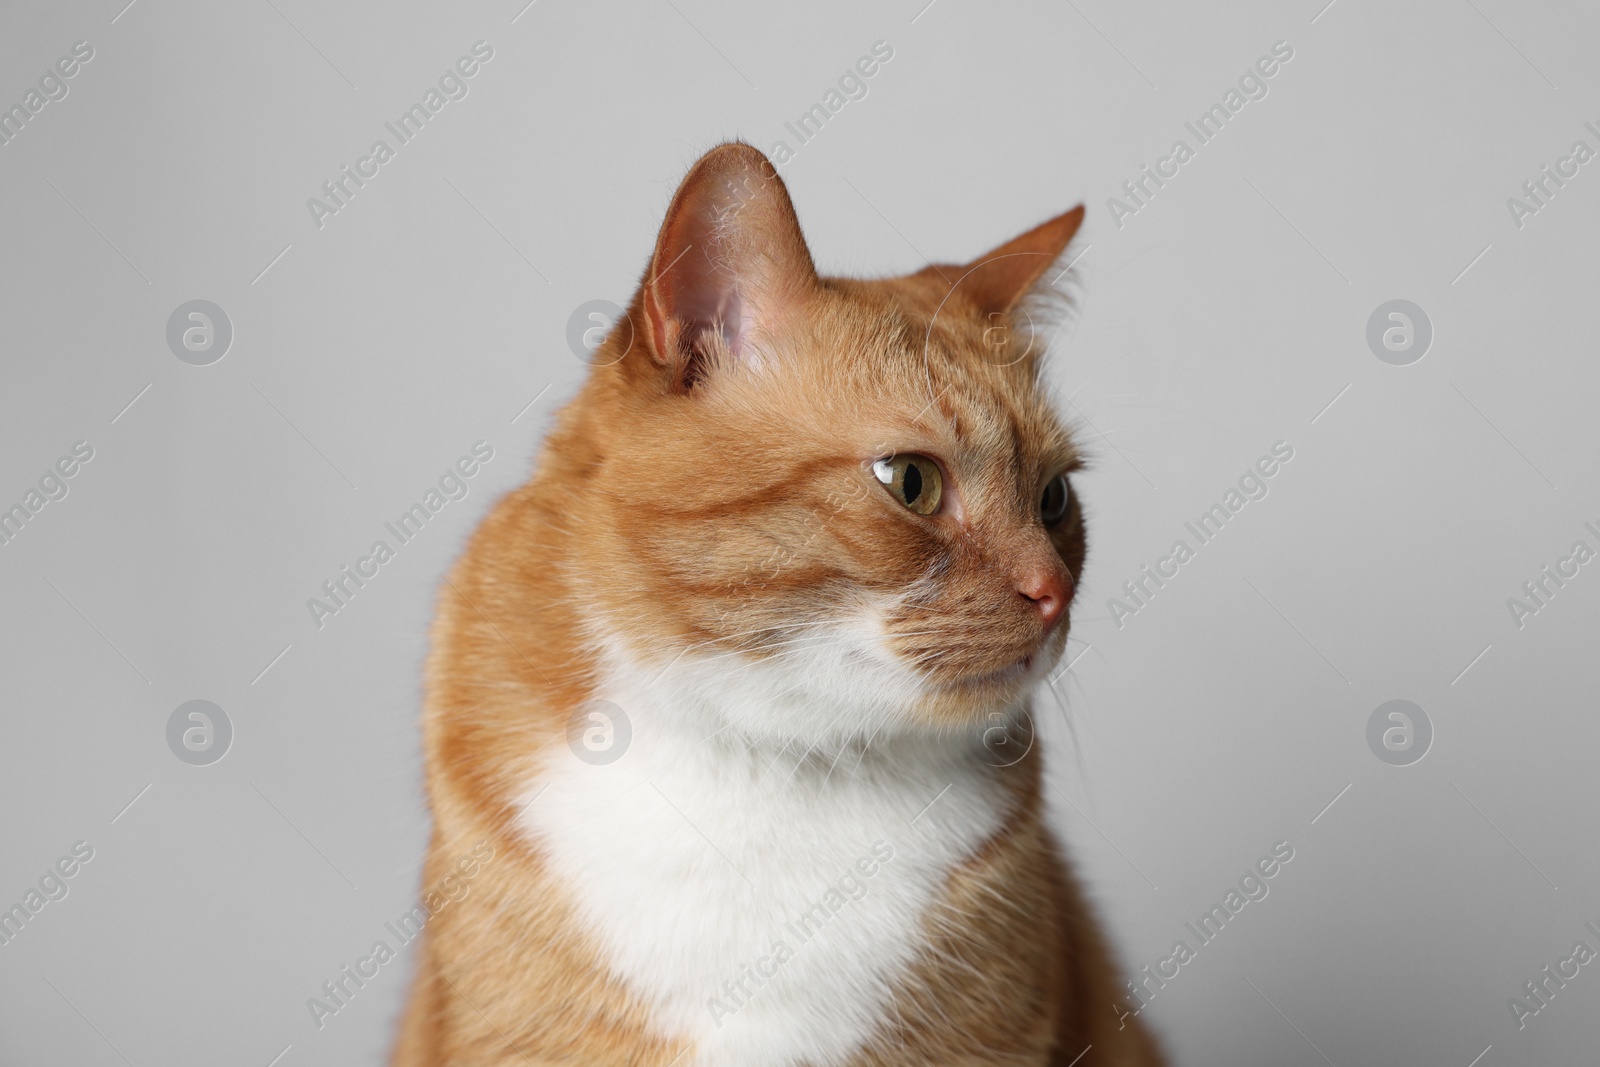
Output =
[{"x1": 880, "y1": 607, "x2": 1066, "y2": 707}]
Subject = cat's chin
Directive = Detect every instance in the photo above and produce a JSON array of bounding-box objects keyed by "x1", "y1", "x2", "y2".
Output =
[
  {"x1": 859, "y1": 640, "x2": 1058, "y2": 729},
  {"x1": 912, "y1": 648, "x2": 1058, "y2": 724},
  {"x1": 950, "y1": 654, "x2": 1034, "y2": 691}
]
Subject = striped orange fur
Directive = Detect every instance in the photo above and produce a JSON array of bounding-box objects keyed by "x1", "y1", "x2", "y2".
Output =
[{"x1": 394, "y1": 142, "x2": 1166, "y2": 1067}]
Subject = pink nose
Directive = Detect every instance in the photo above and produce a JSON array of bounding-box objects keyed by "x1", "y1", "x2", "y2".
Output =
[{"x1": 1017, "y1": 567, "x2": 1070, "y2": 628}]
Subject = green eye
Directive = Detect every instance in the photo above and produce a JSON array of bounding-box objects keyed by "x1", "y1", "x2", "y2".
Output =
[
  {"x1": 873, "y1": 455, "x2": 943, "y2": 516},
  {"x1": 1040, "y1": 473, "x2": 1071, "y2": 526}
]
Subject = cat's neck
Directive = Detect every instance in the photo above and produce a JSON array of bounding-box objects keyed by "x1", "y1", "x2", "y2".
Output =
[{"x1": 585, "y1": 630, "x2": 1019, "y2": 774}]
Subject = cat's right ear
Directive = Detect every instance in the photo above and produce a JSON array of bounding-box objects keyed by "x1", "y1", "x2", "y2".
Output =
[{"x1": 640, "y1": 143, "x2": 818, "y2": 390}]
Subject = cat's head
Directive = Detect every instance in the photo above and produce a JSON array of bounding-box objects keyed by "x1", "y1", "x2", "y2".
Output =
[{"x1": 559, "y1": 142, "x2": 1085, "y2": 745}]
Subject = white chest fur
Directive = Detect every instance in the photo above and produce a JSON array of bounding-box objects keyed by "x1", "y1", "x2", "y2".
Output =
[{"x1": 516, "y1": 656, "x2": 1013, "y2": 1067}]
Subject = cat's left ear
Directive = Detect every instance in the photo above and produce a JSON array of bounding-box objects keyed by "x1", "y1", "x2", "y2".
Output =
[
  {"x1": 954, "y1": 206, "x2": 1085, "y2": 316},
  {"x1": 641, "y1": 142, "x2": 819, "y2": 389}
]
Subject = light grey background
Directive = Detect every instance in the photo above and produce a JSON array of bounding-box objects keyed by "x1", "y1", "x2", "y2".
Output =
[{"x1": 2, "y1": 1, "x2": 1597, "y2": 1064}]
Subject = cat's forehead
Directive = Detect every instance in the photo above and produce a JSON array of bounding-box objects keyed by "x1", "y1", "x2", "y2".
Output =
[{"x1": 801, "y1": 278, "x2": 1078, "y2": 471}]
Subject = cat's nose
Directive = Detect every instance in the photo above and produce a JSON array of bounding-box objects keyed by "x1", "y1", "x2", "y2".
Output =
[{"x1": 1017, "y1": 566, "x2": 1070, "y2": 628}]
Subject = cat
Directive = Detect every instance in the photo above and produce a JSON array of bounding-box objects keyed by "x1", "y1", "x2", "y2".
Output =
[{"x1": 393, "y1": 141, "x2": 1166, "y2": 1067}]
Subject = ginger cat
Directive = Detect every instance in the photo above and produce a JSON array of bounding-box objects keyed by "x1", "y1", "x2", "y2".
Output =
[{"x1": 394, "y1": 142, "x2": 1166, "y2": 1067}]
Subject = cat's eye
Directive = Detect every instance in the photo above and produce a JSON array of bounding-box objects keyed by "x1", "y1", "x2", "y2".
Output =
[
  {"x1": 873, "y1": 455, "x2": 943, "y2": 516},
  {"x1": 1040, "y1": 473, "x2": 1071, "y2": 526}
]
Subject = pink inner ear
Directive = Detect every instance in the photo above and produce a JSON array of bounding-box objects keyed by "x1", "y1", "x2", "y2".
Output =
[
  {"x1": 643, "y1": 144, "x2": 818, "y2": 379},
  {"x1": 659, "y1": 201, "x2": 748, "y2": 358}
]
